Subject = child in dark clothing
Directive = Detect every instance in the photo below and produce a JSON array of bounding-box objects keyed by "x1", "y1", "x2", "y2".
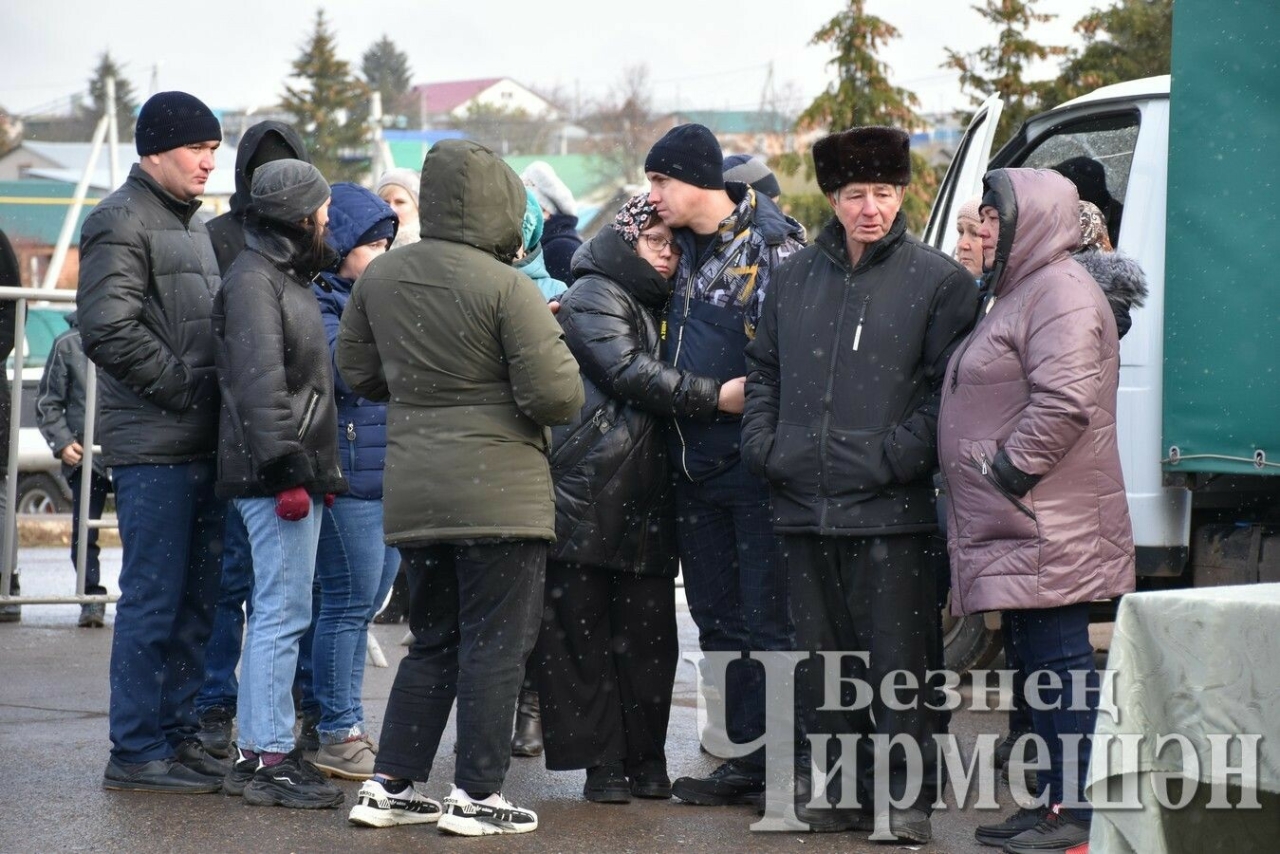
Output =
[{"x1": 35, "y1": 311, "x2": 112, "y2": 627}]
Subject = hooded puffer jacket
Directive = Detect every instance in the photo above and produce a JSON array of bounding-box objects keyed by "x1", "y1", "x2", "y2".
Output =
[
  {"x1": 206, "y1": 121, "x2": 310, "y2": 274},
  {"x1": 213, "y1": 215, "x2": 347, "y2": 500},
  {"x1": 314, "y1": 183, "x2": 398, "y2": 499},
  {"x1": 938, "y1": 168, "x2": 1135, "y2": 615},
  {"x1": 335, "y1": 140, "x2": 584, "y2": 544},
  {"x1": 549, "y1": 228, "x2": 719, "y2": 575}
]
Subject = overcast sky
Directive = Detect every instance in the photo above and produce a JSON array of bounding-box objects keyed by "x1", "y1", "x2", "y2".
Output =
[{"x1": 3, "y1": 0, "x2": 1084, "y2": 120}]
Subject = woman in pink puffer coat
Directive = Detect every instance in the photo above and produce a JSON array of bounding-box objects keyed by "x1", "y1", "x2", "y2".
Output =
[{"x1": 937, "y1": 168, "x2": 1135, "y2": 852}]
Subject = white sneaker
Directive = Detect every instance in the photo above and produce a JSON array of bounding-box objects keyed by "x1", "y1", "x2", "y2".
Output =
[
  {"x1": 438, "y1": 787, "x2": 538, "y2": 836},
  {"x1": 348, "y1": 778, "x2": 442, "y2": 827}
]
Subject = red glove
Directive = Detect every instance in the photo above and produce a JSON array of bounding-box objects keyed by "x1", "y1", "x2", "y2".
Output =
[
  {"x1": 275, "y1": 486, "x2": 311, "y2": 521},
  {"x1": 324, "y1": 493, "x2": 335, "y2": 508}
]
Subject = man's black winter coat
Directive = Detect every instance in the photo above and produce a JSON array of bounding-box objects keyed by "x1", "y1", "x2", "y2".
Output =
[
  {"x1": 742, "y1": 213, "x2": 980, "y2": 535},
  {"x1": 77, "y1": 166, "x2": 221, "y2": 467}
]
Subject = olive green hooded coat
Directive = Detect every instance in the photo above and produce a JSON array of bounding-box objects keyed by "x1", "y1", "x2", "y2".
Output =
[{"x1": 336, "y1": 140, "x2": 584, "y2": 544}]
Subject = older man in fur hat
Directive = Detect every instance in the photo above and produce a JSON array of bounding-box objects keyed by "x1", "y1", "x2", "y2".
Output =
[{"x1": 741, "y1": 127, "x2": 979, "y2": 842}]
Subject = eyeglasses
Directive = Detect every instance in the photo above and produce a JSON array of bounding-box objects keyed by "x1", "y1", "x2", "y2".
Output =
[{"x1": 639, "y1": 233, "x2": 681, "y2": 254}]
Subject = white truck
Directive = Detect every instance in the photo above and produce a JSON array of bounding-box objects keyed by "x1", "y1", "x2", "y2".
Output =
[{"x1": 925, "y1": 62, "x2": 1280, "y2": 670}]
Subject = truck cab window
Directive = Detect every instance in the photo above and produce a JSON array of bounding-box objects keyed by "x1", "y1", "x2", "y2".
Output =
[{"x1": 1016, "y1": 112, "x2": 1140, "y2": 248}]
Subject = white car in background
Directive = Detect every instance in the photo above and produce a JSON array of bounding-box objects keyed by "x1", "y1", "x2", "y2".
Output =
[{"x1": 9, "y1": 306, "x2": 75, "y2": 514}]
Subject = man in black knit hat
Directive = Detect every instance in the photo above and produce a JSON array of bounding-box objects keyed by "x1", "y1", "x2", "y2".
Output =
[
  {"x1": 740, "y1": 127, "x2": 979, "y2": 842},
  {"x1": 78, "y1": 90, "x2": 230, "y2": 794},
  {"x1": 644, "y1": 123, "x2": 805, "y2": 808}
]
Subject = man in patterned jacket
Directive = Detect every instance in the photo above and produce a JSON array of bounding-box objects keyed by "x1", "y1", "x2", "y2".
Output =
[{"x1": 644, "y1": 123, "x2": 804, "y2": 806}]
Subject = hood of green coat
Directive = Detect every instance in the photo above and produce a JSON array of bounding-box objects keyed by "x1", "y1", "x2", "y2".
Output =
[{"x1": 418, "y1": 139, "x2": 524, "y2": 263}]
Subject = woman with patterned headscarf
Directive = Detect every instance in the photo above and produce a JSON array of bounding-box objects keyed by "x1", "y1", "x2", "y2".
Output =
[
  {"x1": 1074, "y1": 200, "x2": 1148, "y2": 339},
  {"x1": 525, "y1": 194, "x2": 736, "y2": 805}
]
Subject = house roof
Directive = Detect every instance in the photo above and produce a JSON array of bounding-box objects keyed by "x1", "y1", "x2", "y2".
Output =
[
  {"x1": 409, "y1": 78, "x2": 505, "y2": 115},
  {"x1": 0, "y1": 179, "x2": 102, "y2": 245},
  {"x1": 666, "y1": 110, "x2": 793, "y2": 135}
]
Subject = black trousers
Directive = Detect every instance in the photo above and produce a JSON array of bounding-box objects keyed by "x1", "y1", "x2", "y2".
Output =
[
  {"x1": 784, "y1": 533, "x2": 943, "y2": 812},
  {"x1": 374, "y1": 539, "x2": 545, "y2": 794},
  {"x1": 529, "y1": 561, "x2": 679, "y2": 772}
]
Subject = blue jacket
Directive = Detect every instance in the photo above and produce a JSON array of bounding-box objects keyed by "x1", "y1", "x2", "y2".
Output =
[
  {"x1": 663, "y1": 184, "x2": 805, "y2": 482},
  {"x1": 313, "y1": 184, "x2": 398, "y2": 499}
]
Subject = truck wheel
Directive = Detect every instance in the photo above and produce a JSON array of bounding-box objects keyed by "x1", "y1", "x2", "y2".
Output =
[
  {"x1": 16, "y1": 473, "x2": 72, "y2": 515},
  {"x1": 942, "y1": 597, "x2": 1002, "y2": 675}
]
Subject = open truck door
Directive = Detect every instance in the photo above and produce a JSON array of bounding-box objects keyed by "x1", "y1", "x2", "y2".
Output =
[{"x1": 922, "y1": 94, "x2": 1003, "y2": 255}]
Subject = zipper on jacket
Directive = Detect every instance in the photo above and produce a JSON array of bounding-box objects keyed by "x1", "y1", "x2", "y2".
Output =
[
  {"x1": 970, "y1": 453, "x2": 1036, "y2": 520},
  {"x1": 298, "y1": 390, "x2": 320, "y2": 440},
  {"x1": 346, "y1": 422, "x2": 356, "y2": 442},
  {"x1": 815, "y1": 276, "x2": 855, "y2": 528},
  {"x1": 851, "y1": 296, "x2": 870, "y2": 351}
]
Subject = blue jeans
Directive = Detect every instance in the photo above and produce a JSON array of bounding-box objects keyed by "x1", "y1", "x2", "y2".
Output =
[
  {"x1": 312, "y1": 497, "x2": 400, "y2": 741},
  {"x1": 67, "y1": 465, "x2": 111, "y2": 595},
  {"x1": 1006, "y1": 603, "x2": 1098, "y2": 819},
  {"x1": 675, "y1": 460, "x2": 792, "y2": 762},
  {"x1": 108, "y1": 462, "x2": 225, "y2": 763},
  {"x1": 195, "y1": 503, "x2": 252, "y2": 714},
  {"x1": 234, "y1": 496, "x2": 322, "y2": 754}
]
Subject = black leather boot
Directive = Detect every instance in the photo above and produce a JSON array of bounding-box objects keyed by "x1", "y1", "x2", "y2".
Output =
[{"x1": 510, "y1": 689, "x2": 543, "y2": 757}]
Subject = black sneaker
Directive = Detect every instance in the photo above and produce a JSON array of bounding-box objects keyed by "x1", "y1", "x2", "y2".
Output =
[
  {"x1": 223, "y1": 745, "x2": 260, "y2": 796},
  {"x1": 174, "y1": 738, "x2": 230, "y2": 781},
  {"x1": 1003, "y1": 804, "x2": 1090, "y2": 853},
  {"x1": 103, "y1": 756, "x2": 222, "y2": 794},
  {"x1": 197, "y1": 706, "x2": 234, "y2": 758},
  {"x1": 975, "y1": 806, "x2": 1049, "y2": 846},
  {"x1": 584, "y1": 762, "x2": 631, "y2": 804},
  {"x1": 671, "y1": 759, "x2": 765, "y2": 806},
  {"x1": 629, "y1": 760, "x2": 672, "y2": 799},
  {"x1": 242, "y1": 755, "x2": 344, "y2": 809},
  {"x1": 438, "y1": 788, "x2": 538, "y2": 836}
]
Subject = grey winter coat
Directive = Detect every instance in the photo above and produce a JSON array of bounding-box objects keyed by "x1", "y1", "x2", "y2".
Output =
[
  {"x1": 35, "y1": 313, "x2": 106, "y2": 476},
  {"x1": 77, "y1": 165, "x2": 221, "y2": 466},
  {"x1": 938, "y1": 168, "x2": 1135, "y2": 615},
  {"x1": 1075, "y1": 248, "x2": 1148, "y2": 340},
  {"x1": 336, "y1": 140, "x2": 584, "y2": 545}
]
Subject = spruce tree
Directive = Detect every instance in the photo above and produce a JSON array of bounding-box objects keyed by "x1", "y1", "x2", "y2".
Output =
[
  {"x1": 790, "y1": 0, "x2": 936, "y2": 234},
  {"x1": 87, "y1": 52, "x2": 138, "y2": 141},
  {"x1": 361, "y1": 35, "x2": 413, "y2": 124},
  {"x1": 944, "y1": 0, "x2": 1069, "y2": 145},
  {"x1": 1048, "y1": 0, "x2": 1173, "y2": 104},
  {"x1": 281, "y1": 10, "x2": 370, "y2": 182}
]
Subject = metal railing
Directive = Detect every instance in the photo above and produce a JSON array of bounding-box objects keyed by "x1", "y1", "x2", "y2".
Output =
[{"x1": 0, "y1": 285, "x2": 113, "y2": 606}]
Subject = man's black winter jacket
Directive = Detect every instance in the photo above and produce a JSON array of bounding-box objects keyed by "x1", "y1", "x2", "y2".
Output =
[
  {"x1": 77, "y1": 166, "x2": 222, "y2": 466},
  {"x1": 742, "y1": 213, "x2": 980, "y2": 535}
]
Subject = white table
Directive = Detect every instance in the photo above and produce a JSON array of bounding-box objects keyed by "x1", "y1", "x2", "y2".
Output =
[{"x1": 1086, "y1": 583, "x2": 1280, "y2": 852}]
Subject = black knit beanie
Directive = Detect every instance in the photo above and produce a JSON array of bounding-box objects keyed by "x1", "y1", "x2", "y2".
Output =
[
  {"x1": 644, "y1": 124, "x2": 724, "y2": 189},
  {"x1": 135, "y1": 91, "x2": 222, "y2": 156}
]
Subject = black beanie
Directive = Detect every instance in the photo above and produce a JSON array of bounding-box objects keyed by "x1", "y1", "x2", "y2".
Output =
[
  {"x1": 135, "y1": 91, "x2": 222, "y2": 156},
  {"x1": 644, "y1": 124, "x2": 724, "y2": 189}
]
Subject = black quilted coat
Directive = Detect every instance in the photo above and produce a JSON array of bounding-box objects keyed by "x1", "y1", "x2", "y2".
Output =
[{"x1": 550, "y1": 227, "x2": 720, "y2": 576}]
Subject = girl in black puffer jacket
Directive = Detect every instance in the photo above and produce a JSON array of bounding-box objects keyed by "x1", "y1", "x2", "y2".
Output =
[
  {"x1": 212, "y1": 159, "x2": 347, "y2": 810},
  {"x1": 527, "y1": 195, "x2": 729, "y2": 803}
]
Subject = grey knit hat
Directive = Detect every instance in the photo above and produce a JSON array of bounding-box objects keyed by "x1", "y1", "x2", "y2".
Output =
[
  {"x1": 521, "y1": 161, "x2": 576, "y2": 216},
  {"x1": 248, "y1": 159, "x2": 330, "y2": 223},
  {"x1": 375, "y1": 167, "x2": 420, "y2": 208}
]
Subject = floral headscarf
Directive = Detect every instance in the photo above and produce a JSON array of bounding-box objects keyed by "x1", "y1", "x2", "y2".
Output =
[
  {"x1": 611, "y1": 193, "x2": 659, "y2": 248},
  {"x1": 1078, "y1": 200, "x2": 1113, "y2": 252}
]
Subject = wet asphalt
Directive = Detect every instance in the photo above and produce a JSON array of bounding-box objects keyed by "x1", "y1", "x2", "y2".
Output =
[{"x1": 1, "y1": 546, "x2": 1076, "y2": 853}]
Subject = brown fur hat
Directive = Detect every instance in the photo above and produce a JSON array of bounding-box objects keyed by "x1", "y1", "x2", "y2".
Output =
[{"x1": 813, "y1": 126, "x2": 911, "y2": 194}]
